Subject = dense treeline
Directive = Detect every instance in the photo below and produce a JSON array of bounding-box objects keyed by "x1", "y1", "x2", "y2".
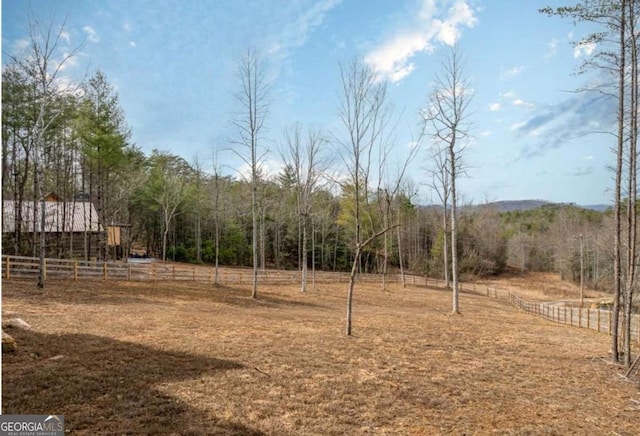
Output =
[{"x1": 0, "y1": 16, "x2": 620, "y2": 292}]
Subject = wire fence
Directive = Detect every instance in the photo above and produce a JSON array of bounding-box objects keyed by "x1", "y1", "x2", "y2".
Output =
[
  {"x1": 3, "y1": 255, "x2": 639, "y2": 345},
  {"x1": 401, "y1": 273, "x2": 640, "y2": 346}
]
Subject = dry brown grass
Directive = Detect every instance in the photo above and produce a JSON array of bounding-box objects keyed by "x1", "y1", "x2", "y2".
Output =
[
  {"x1": 2, "y1": 276, "x2": 639, "y2": 435},
  {"x1": 474, "y1": 270, "x2": 610, "y2": 302}
]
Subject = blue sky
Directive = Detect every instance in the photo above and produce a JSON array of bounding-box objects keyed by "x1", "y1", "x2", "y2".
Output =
[{"x1": 2, "y1": 0, "x2": 615, "y2": 205}]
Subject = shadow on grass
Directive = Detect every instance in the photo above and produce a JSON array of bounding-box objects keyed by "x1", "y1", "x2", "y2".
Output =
[{"x1": 2, "y1": 329, "x2": 263, "y2": 435}]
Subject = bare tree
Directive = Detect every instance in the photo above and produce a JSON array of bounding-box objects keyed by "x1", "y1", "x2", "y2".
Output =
[
  {"x1": 425, "y1": 144, "x2": 451, "y2": 287},
  {"x1": 420, "y1": 46, "x2": 473, "y2": 314},
  {"x1": 336, "y1": 58, "x2": 398, "y2": 335},
  {"x1": 282, "y1": 123, "x2": 329, "y2": 292},
  {"x1": 623, "y1": 0, "x2": 639, "y2": 366},
  {"x1": 231, "y1": 49, "x2": 270, "y2": 298},
  {"x1": 376, "y1": 140, "x2": 418, "y2": 290},
  {"x1": 211, "y1": 148, "x2": 224, "y2": 286},
  {"x1": 190, "y1": 156, "x2": 207, "y2": 263},
  {"x1": 541, "y1": 0, "x2": 640, "y2": 365},
  {"x1": 8, "y1": 15, "x2": 83, "y2": 287},
  {"x1": 146, "y1": 152, "x2": 188, "y2": 263},
  {"x1": 396, "y1": 179, "x2": 419, "y2": 288}
]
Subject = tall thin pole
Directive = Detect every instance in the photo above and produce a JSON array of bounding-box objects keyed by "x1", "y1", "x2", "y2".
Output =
[{"x1": 580, "y1": 233, "x2": 584, "y2": 307}]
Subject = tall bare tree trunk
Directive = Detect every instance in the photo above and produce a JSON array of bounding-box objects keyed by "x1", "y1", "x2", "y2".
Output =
[
  {"x1": 252, "y1": 162, "x2": 259, "y2": 297},
  {"x1": 421, "y1": 47, "x2": 471, "y2": 314},
  {"x1": 612, "y1": 0, "x2": 627, "y2": 364},
  {"x1": 36, "y1": 154, "x2": 46, "y2": 288},
  {"x1": 450, "y1": 138, "x2": 459, "y2": 313},
  {"x1": 397, "y1": 218, "x2": 406, "y2": 288},
  {"x1": 339, "y1": 59, "x2": 394, "y2": 335},
  {"x1": 624, "y1": 0, "x2": 638, "y2": 367},
  {"x1": 443, "y1": 203, "x2": 450, "y2": 288},
  {"x1": 301, "y1": 214, "x2": 308, "y2": 293},
  {"x1": 231, "y1": 49, "x2": 268, "y2": 299}
]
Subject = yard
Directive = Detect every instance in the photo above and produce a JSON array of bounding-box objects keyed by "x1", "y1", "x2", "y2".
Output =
[{"x1": 2, "y1": 275, "x2": 639, "y2": 435}]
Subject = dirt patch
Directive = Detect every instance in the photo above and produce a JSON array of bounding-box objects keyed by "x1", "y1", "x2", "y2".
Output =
[{"x1": 2, "y1": 278, "x2": 639, "y2": 435}]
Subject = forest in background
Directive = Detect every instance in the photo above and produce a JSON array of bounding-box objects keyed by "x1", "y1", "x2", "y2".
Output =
[
  {"x1": 0, "y1": 57, "x2": 611, "y2": 290},
  {"x1": 0, "y1": 19, "x2": 617, "y2": 294}
]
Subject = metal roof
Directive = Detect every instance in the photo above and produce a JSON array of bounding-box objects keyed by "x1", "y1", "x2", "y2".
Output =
[{"x1": 2, "y1": 200, "x2": 102, "y2": 233}]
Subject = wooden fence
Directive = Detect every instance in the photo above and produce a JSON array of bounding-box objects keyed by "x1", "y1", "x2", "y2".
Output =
[
  {"x1": 401, "y1": 273, "x2": 640, "y2": 345},
  {"x1": 1, "y1": 255, "x2": 384, "y2": 285},
  {"x1": 509, "y1": 292, "x2": 640, "y2": 345},
  {"x1": 3, "y1": 255, "x2": 638, "y2": 345}
]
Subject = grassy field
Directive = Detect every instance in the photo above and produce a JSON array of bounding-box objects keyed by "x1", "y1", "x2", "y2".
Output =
[{"x1": 2, "y1": 275, "x2": 639, "y2": 435}]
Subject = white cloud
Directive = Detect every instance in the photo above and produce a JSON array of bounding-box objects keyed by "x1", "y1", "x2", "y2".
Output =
[
  {"x1": 510, "y1": 121, "x2": 526, "y2": 131},
  {"x1": 583, "y1": 155, "x2": 594, "y2": 161},
  {"x1": 545, "y1": 38, "x2": 559, "y2": 59},
  {"x1": 54, "y1": 52, "x2": 79, "y2": 72},
  {"x1": 269, "y1": 0, "x2": 341, "y2": 59},
  {"x1": 365, "y1": 32, "x2": 433, "y2": 81},
  {"x1": 574, "y1": 40, "x2": 596, "y2": 58},
  {"x1": 129, "y1": 41, "x2": 137, "y2": 48},
  {"x1": 390, "y1": 63, "x2": 416, "y2": 83},
  {"x1": 500, "y1": 65, "x2": 524, "y2": 80},
  {"x1": 239, "y1": 158, "x2": 284, "y2": 180},
  {"x1": 60, "y1": 30, "x2": 71, "y2": 44},
  {"x1": 123, "y1": 22, "x2": 132, "y2": 32},
  {"x1": 494, "y1": 90, "x2": 536, "y2": 110},
  {"x1": 513, "y1": 98, "x2": 535, "y2": 109},
  {"x1": 529, "y1": 126, "x2": 545, "y2": 137},
  {"x1": 83, "y1": 26, "x2": 98, "y2": 43},
  {"x1": 365, "y1": 0, "x2": 478, "y2": 83},
  {"x1": 267, "y1": 42, "x2": 282, "y2": 56},
  {"x1": 479, "y1": 130, "x2": 491, "y2": 137},
  {"x1": 11, "y1": 37, "x2": 30, "y2": 52}
]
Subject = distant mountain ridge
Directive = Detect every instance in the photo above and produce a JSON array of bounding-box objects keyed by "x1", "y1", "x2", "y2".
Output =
[
  {"x1": 420, "y1": 200, "x2": 610, "y2": 212},
  {"x1": 483, "y1": 200, "x2": 610, "y2": 212},
  {"x1": 483, "y1": 200, "x2": 551, "y2": 212}
]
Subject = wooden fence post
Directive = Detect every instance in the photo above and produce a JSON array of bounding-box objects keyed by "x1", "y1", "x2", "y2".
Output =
[
  {"x1": 74, "y1": 261, "x2": 78, "y2": 281},
  {"x1": 6, "y1": 256, "x2": 10, "y2": 280},
  {"x1": 128, "y1": 264, "x2": 132, "y2": 281},
  {"x1": 44, "y1": 259, "x2": 47, "y2": 280},
  {"x1": 103, "y1": 262, "x2": 107, "y2": 280},
  {"x1": 587, "y1": 308, "x2": 590, "y2": 330},
  {"x1": 193, "y1": 266, "x2": 196, "y2": 281},
  {"x1": 609, "y1": 307, "x2": 612, "y2": 335},
  {"x1": 570, "y1": 308, "x2": 573, "y2": 326},
  {"x1": 173, "y1": 266, "x2": 176, "y2": 280},
  {"x1": 578, "y1": 307, "x2": 582, "y2": 328},
  {"x1": 597, "y1": 309, "x2": 600, "y2": 333}
]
